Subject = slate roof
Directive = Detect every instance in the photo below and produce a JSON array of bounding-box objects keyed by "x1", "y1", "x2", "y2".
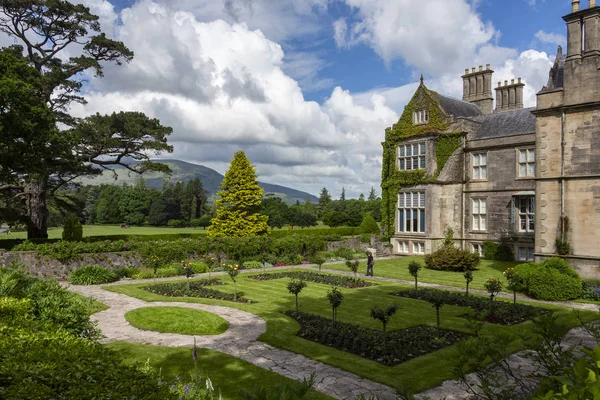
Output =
[
  {"x1": 435, "y1": 93, "x2": 482, "y2": 118},
  {"x1": 471, "y1": 107, "x2": 536, "y2": 139},
  {"x1": 539, "y1": 46, "x2": 566, "y2": 92}
]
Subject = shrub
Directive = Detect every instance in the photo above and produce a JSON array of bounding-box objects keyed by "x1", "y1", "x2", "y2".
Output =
[
  {"x1": 335, "y1": 247, "x2": 355, "y2": 260},
  {"x1": 582, "y1": 280, "x2": 600, "y2": 301},
  {"x1": 143, "y1": 280, "x2": 252, "y2": 303},
  {"x1": 114, "y1": 267, "x2": 140, "y2": 279},
  {"x1": 359, "y1": 214, "x2": 379, "y2": 234},
  {"x1": 408, "y1": 261, "x2": 422, "y2": 290},
  {"x1": 311, "y1": 253, "x2": 326, "y2": 271},
  {"x1": 249, "y1": 271, "x2": 373, "y2": 288},
  {"x1": 555, "y1": 237, "x2": 571, "y2": 255},
  {"x1": 242, "y1": 261, "x2": 263, "y2": 269},
  {"x1": 424, "y1": 246, "x2": 480, "y2": 272},
  {"x1": 167, "y1": 219, "x2": 187, "y2": 228},
  {"x1": 482, "y1": 240, "x2": 514, "y2": 261},
  {"x1": 360, "y1": 234, "x2": 371, "y2": 243},
  {"x1": 542, "y1": 257, "x2": 579, "y2": 277},
  {"x1": 62, "y1": 215, "x2": 83, "y2": 242},
  {"x1": 68, "y1": 265, "x2": 119, "y2": 285},
  {"x1": 515, "y1": 259, "x2": 582, "y2": 301}
]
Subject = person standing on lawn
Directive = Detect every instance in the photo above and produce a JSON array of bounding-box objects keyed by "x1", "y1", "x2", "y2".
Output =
[{"x1": 366, "y1": 252, "x2": 374, "y2": 276}]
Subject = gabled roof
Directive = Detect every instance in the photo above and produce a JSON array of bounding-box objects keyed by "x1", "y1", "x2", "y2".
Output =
[
  {"x1": 540, "y1": 45, "x2": 566, "y2": 92},
  {"x1": 471, "y1": 107, "x2": 536, "y2": 139},
  {"x1": 435, "y1": 93, "x2": 482, "y2": 118}
]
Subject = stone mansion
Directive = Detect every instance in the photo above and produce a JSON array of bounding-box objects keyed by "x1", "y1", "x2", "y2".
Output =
[{"x1": 381, "y1": 0, "x2": 600, "y2": 278}]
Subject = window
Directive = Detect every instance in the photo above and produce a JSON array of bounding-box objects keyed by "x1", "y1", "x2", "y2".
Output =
[
  {"x1": 472, "y1": 153, "x2": 487, "y2": 180},
  {"x1": 413, "y1": 242, "x2": 425, "y2": 254},
  {"x1": 398, "y1": 192, "x2": 426, "y2": 233},
  {"x1": 398, "y1": 241, "x2": 409, "y2": 253},
  {"x1": 472, "y1": 243, "x2": 483, "y2": 256},
  {"x1": 413, "y1": 109, "x2": 429, "y2": 125},
  {"x1": 518, "y1": 247, "x2": 534, "y2": 261},
  {"x1": 398, "y1": 142, "x2": 426, "y2": 171},
  {"x1": 471, "y1": 198, "x2": 487, "y2": 231},
  {"x1": 518, "y1": 149, "x2": 535, "y2": 177},
  {"x1": 518, "y1": 197, "x2": 535, "y2": 232}
]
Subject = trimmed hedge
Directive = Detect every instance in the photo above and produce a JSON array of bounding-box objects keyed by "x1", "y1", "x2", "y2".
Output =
[
  {"x1": 249, "y1": 271, "x2": 373, "y2": 288},
  {"x1": 515, "y1": 258, "x2": 582, "y2": 301},
  {"x1": 424, "y1": 246, "x2": 480, "y2": 272}
]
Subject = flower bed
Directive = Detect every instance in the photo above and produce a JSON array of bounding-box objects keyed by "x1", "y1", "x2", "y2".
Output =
[
  {"x1": 285, "y1": 311, "x2": 467, "y2": 366},
  {"x1": 391, "y1": 288, "x2": 547, "y2": 325},
  {"x1": 142, "y1": 279, "x2": 253, "y2": 303},
  {"x1": 249, "y1": 271, "x2": 373, "y2": 288}
]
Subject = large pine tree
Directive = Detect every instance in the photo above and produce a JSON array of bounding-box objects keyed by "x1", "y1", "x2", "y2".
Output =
[{"x1": 208, "y1": 151, "x2": 268, "y2": 237}]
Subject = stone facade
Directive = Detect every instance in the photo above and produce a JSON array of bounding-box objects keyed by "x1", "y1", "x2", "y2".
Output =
[{"x1": 382, "y1": 1, "x2": 600, "y2": 277}]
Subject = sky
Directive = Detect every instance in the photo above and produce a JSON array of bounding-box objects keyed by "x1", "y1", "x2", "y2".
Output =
[{"x1": 2, "y1": 0, "x2": 573, "y2": 199}]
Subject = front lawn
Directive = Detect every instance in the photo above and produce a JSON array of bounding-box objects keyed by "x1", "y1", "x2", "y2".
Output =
[
  {"x1": 104, "y1": 271, "x2": 598, "y2": 393},
  {"x1": 322, "y1": 256, "x2": 518, "y2": 291},
  {"x1": 125, "y1": 306, "x2": 228, "y2": 335}
]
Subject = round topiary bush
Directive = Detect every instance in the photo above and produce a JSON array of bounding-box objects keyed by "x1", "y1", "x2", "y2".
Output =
[
  {"x1": 359, "y1": 213, "x2": 380, "y2": 234},
  {"x1": 515, "y1": 259, "x2": 582, "y2": 301},
  {"x1": 424, "y1": 246, "x2": 480, "y2": 272},
  {"x1": 68, "y1": 265, "x2": 119, "y2": 285}
]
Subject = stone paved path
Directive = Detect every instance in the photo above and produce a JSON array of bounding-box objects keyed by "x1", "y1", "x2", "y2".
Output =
[
  {"x1": 66, "y1": 261, "x2": 599, "y2": 400},
  {"x1": 68, "y1": 283, "x2": 398, "y2": 400}
]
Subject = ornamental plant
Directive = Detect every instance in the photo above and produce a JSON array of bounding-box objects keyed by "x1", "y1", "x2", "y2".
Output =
[
  {"x1": 503, "y1": 267, "x2": 520, "y2": 305},
  {"x1": 464, "y1": 270, "x2": 473, "y2": 297},
  {"x1": 287, "y1": 279, "x2": 307, "y2": 313},
  {"x1": 207, "y1": 151, "x2": 269, "y2": 237},
  {"x1": 427, "y1": 291, "x2": 445, "y2": 330},
  {"x1": 326, "y1": 287, "x2": 344, "y2": 325},
  {"x1": 225, "y1": 263, "x2": 240, "y2": 301},
  {"x1": 408, "y1": 261, "x2": 422, "y2": 290},
  {"x1": 370, "y1": 304, "x2": 400, "y2": 334},
  {"x1": 345, "y1": 259, "x2": 359, "y2": 277},
  {"x1": 484, "y1": 277, "x2": 503, "y2": 302},
  {"x1": 312, "y1": 254, "x2": 326, "y2": 271},
  {"x1": 62, "y1": 215, "x2": 83, "y2": 242},
  {"x1": 204, "y1": 256, "x2": 218, "y2": 279}
]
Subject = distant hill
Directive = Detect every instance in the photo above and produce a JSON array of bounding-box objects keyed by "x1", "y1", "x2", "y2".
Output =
[{"x1": 76, "y1": 159, "x2": 318, "y2": 205}]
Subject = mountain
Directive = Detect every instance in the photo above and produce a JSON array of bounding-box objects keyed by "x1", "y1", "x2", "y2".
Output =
[{"x1": 75, "y1": 159, "x2": 318, "y2": 205}]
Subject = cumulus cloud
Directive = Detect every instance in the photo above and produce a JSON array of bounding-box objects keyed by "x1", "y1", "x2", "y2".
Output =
[
  {"x1": 333, "y1": 0, "x2": 498, "y2": 74},
  {"x1": 535, "y1": 30, "x2": 566, "y2": 46}
]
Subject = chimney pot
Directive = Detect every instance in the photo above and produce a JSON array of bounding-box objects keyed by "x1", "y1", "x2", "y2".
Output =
[
  {"x1": 465, "y1": 68, "x2": 469, "y2": 74},
  {"x1": 479, "y1": 65, "x2": 483, "y2": 71},
  {"x1": 518, "y1": 77, "x2": 522, "y2": 83},
  {"x1": 472, "y1": 67, "x2": 476, "y2": 73},
  {"x1": 511, "y1": 78, "x2": 515, "y2": 84},
  {"x1": 498, "y1": 81, "x2": 501, "y2": 87},
  {"x1": 572, "y1": 0, "x2": 580, "y2": 11},
  {"x1": 486, "y1": 64, "x2": 490, "y2": 70},
  {"x1": 504, "y1": 80, "x2": 508, "y2": 86},
  {"x1": 591, "y1": 0, "x2": 596, "y2": 7}
]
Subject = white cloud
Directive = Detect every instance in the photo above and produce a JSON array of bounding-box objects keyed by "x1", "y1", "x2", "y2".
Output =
[
  {"x1": 535, "y1": 30, "x2": 566, "y2": 46},
  {"x1": 333, "y1": 0, "x2": 498, "y2": 74}
]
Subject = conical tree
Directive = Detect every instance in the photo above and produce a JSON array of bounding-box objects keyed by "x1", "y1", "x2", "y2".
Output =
[{"x1": 207, "y1": 151, "x2": 269, "y2": 237}]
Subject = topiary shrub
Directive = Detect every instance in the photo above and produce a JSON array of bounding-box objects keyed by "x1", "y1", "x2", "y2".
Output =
[
  {"x1": 515, "y1": 259, "x2": 582, "y2": 301},
  {"x1": 359, "y1": 214, "x2": 380, "y2": 234},
  {"x1": 425, "y1": 246, "x2": 480, "y2": 272},
  {"x1": 68, "y1": 265, "x2": 119, "y2": 285},
  {"x1": 482, "y1": 239, "x2": 514, "y2": 261},
  {"x1": 62, "y1": 215, "x2": 83, "y2": 242}
]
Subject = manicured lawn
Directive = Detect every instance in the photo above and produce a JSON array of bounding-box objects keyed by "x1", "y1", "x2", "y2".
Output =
[
  {"x1": 125, "y1": 306, "x2": 228, "y2": 335},
  {"x1": 69, "y1": 291, "x2": 109, "y2": 314},
  {"x1": 322, "y1": 255, "x2": 519, "y2": 291},
  {"x1": 105, "y1": 271, "x2": 598, "y2": 393},
  {"x1": 106, "y1": 342, "x2": 333, "y2": 400}
]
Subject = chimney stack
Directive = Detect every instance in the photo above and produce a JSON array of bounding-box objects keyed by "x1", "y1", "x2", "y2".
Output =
[
  {"x1": 494, "y1": 77, "x2": 525, "y2": 112},
  {"x1": 461, "y1": 64, "x2": 494, "y2": 114}
]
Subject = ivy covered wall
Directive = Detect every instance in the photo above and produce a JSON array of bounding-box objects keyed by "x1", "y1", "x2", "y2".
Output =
[{"x1": 380, "y1": 84, "x2": 463, "y2": 238}]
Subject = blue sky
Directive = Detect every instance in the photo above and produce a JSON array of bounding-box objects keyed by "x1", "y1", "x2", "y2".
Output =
[{"x1": 3, "y1": 0, "x2": 573, "y2": 197}]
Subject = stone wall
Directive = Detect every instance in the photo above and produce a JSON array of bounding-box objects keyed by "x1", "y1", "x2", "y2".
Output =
[{"x1": 0, "y1": 251, "x2": 142, "y2": 280}]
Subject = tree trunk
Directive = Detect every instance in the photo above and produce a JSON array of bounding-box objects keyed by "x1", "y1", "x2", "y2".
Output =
[
  {"x1": 26, "y1": 176, "x2": 49, "y2": 239},
  {"x1": 436, "y1": 308, "x2": 440, "y2": 329},
  {"x1": 295, "y1": 295, "x2": 299, "y2": 313}
]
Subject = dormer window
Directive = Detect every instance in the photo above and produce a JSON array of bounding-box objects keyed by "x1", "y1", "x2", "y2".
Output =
[{"x1": 413, "y1": 109, "x2": 429, "y2": 125}]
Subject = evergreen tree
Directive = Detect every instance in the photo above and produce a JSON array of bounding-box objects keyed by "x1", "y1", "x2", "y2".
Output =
[
  {"x1": 208, "y1": 151, "x2": 268, "y2": 237},
  {"x1": 317, "y1": 187, "x2": 331, "y2": 218},
  {"x1": 368, "y1": 187, "x2": 378, "y2": 201},
  {"x1": 360, "y1": 213, "x2": 380, "y2": 234},
  {"x1": 359, "y1": 193, "x2": 365, "y2": 201},
  {"x1": 340, "y1": 187, "x2": 346, "y2": 201}
]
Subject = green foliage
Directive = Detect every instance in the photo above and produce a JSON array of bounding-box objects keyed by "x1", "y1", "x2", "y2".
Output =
[
  {"x1": 208, "y1": 151, "x2": 269, "y2": 237},
  {"x1": 287, "y1": 279, "x2": 307, "y2": 313},
  {"x1": 484, "y1": 278, "x2": 503, "y2": 301},
  {"x1": 326, "y1": 286, "x2": 344, "y2": 324},
  {"x1": 287, "y1": 311, "x2": 465, "y2": 366},
  {"x1": 370, "y1": 303, "x2": 400, "y2": 334},
  {"x1": 463, "y1": 270, "x2": 473, "y2": 296},
  {"x1": 124, "y1": 307, "x2": 228, "y2": 336},
  {"x1": 143, "y1": 280, "x2": 252, "y2": 303},
  {"x1": 408, "y1": 261, "x2": 422, "y2": 290},
  {"x1": 62, "y1": 215, "x2": 83, "y2": 242},
  {"x1": 167, "y1": 219, "x2": 187, "y2": 228},
  {"x1": 359, "y1": 213, "x2": 380, "y2": 234},
  {"x1": 555, "y1": 237, "x2": 571, "y2": 256},
  {"x1": 242, "y1": 261, "x2": 263, "y2": 269},
  {"x1": 311, "y1": 254, "x2": 326, "y2": 271},
  {"x1": 345, "y1": 259, "x2": 359, "y2": 276},
  {"x1": 442, "y1": 227, "x2": 455, "y2": 248},
  {"x1": 68, "y1": 265, "x2": 119, "y2": 285},
  {"x1": 424, "y1": 246, "x2": 480, "y2": 272},
  {"x1": 515, "y1": 259, "x2": 582, "y2": 301},
  {"x1": 239, "y1": 373, "x2": 316, "y2": 400},
  {"x1": 483, "y1": 240, "x2": 515, "y2": 261}
]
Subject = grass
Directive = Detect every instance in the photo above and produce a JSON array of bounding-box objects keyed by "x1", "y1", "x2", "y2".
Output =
[
  {"x1": 69, "y1": 291, "x2": 109, "y2": 315},
  {"x1": 104, "y1": 271, "x2": 600, "y2": 393},
  {"x1": 124, "y1": 306, "x2": 228, "y2": 335},
  {"x1": 322, "y1": 255, "x2": 519, "y2": 291},
  {"x1": 106, "y1": 342, "x2": 333, "y2": 400}
]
